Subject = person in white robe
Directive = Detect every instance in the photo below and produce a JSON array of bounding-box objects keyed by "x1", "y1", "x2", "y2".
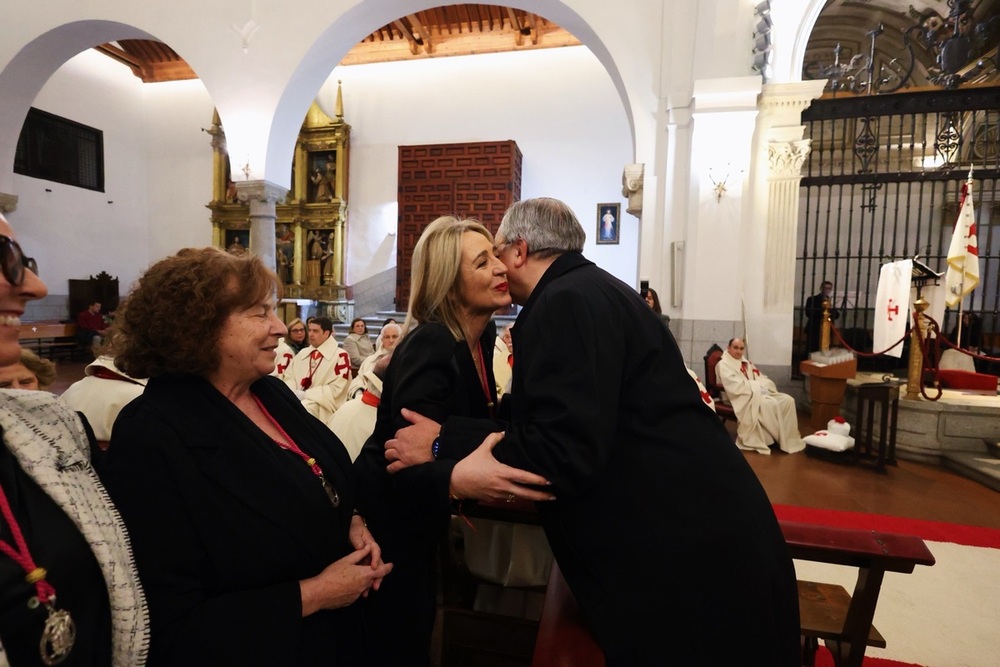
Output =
[
  {"x1": 271, "y1": 338, "x2": 296, "y2": 381},
  {"x1": 283, "y1": 316, "x2": 351, "y2": 422},
  {"x1": 716, "y1": 338, "x2": 805, "y2": 455},
  {"x1": 328, "y1": 353, "x2": 391, "y2": 461},
  {"x1": 493, "y1": 323, "x2": 514, "y2": 398},
  {"x1": 347, "y1": 322, "x2": 400, "y2": 399},
  {"x1": 60, "y1": 355, "x2": 146, "y2": 443}
]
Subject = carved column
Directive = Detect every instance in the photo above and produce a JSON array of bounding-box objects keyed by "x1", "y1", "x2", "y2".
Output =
[
  {"x1": 235, "y1": 180, "x2": 288, "y2": 271},
  {"x1": 763, "y1": 137, "x2": 811, "y2": 311},
  {"x1": 332, "y1": 201, "x2": 347, "y2": 286},
  {"x1": 757, "y1": 80, "x2": 826, "y2": 314},
  {"x1": 0, "y1": 192, "x2": 17, "y2": 214}
]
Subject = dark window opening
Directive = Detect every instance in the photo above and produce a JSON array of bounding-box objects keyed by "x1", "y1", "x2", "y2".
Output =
[{"x1": 14, "y1": 107, "x2": 104, "y2": 192}]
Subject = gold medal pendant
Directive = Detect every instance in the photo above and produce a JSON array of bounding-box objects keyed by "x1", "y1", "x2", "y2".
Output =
[{"x1": 40, "y1": 604, "x2": 75, "y2": 665}]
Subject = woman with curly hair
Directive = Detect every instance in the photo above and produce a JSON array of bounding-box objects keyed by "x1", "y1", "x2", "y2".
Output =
[{"x1": 101, "y1": 247, "x2": 391, "y2": 666}]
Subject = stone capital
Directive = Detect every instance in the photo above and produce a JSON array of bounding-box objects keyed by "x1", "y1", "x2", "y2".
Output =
[
  {"x1": 768, "y1": 139, "x2": 812, "y2": 180},
  {"x1": 759, "y1": 80, "x2": 827, "y2": 127},
  {"x1": 234, "y1": 180, "x2": 288, "y2": 208}
]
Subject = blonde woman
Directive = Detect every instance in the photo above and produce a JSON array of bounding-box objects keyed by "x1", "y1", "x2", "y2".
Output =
[{"x1": 353, "y1": 216, "x2": 552, "y2": 665}]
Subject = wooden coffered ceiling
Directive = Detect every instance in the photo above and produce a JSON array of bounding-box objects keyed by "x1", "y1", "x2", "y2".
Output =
[{"x1": 96, "y1": 4, "x2": 580, "y2": 83}]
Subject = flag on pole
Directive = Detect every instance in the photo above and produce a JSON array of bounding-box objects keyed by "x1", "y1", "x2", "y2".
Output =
[
  {"x1": 873, "y1": 259, "x2": 912, "y2": 359},
  {"x1": 945, "y1": 176, "x2": 980, "y2": 307}
]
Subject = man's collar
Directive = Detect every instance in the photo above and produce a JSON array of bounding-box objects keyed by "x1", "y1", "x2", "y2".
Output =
[{"x1": 518, "y1": 251, "x2": 591, "y2": 313}]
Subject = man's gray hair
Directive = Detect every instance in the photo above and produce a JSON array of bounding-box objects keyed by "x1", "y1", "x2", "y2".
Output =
[{"x1": 498, "y1": 197, "x2": 586, "y2": 258}]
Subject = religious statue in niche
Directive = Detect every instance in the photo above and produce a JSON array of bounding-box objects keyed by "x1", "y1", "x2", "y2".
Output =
[
  {"x1": 224, "y1": 230, "x2": 249, "y2": 256},
  {"x1": 304, "y1": 229, "x2": 335, "y2": 286},
  {"x1": 308, "y1": 152, "x2": 337, "y2": 203},
  {"x1": 275, "y1": 223, "x2": 294, "y2": 284}
]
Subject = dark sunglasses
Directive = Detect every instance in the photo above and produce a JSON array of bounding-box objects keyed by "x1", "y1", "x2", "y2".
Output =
[{"x1": 0, "y1": 235, "x2": 38, "y2": 286}]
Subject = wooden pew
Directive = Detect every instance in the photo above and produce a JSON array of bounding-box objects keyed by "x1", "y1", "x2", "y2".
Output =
[
  {"x1": 18, "y1": 322, "x2": 80, "y2": 359},
  {"x1": 530, "y1": 520, "x2": 935, "y2": 667}
]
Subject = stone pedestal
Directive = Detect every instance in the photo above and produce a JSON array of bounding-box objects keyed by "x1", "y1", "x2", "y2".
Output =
[{"x1": 800, "y1": 358, "x2": 858, "y2": 431}]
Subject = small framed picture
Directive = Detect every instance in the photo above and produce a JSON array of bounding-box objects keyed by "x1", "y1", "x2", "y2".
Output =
[{"x1": 596, "y1": 203, "x2": 620, "y2": 245}]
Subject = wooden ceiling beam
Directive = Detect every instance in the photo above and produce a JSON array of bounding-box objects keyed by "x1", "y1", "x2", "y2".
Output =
[
  {"x1": 406, "y1": 13, "x2": 433, "y2": 54},
  {"x1": 506, "y1": 7, "x2": 524, "y2": 46},
  {"x1": 392, "y1": 19, "x2": 421, "y2": 55}
]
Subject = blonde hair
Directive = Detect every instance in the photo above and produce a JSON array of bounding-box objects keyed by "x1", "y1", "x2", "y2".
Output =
[
  {"x1": 404, "y1": 216, "x2": 493, "y2": 341},
  {"x1": 20, "y1": 348, "x2": 56, "y2": 390}
]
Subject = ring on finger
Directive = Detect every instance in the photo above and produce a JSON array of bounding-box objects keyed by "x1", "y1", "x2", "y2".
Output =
[{"x1": 505, "y1": 493, "x2": 515, "y2": 503}]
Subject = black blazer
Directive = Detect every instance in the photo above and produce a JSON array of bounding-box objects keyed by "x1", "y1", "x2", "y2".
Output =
[
  {"x1": 102, "y1": 374, "x2": 364, "y2": 666},
  {"x1": 353, "y1": 321, "x2": 500, "y2": 665},
  {"x1": 492, "y1": 253, "x2": 801, "y2": 666}
]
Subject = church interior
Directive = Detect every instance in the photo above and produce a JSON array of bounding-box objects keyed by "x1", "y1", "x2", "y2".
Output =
[{"x1": 5, "y1": 0, "x2": 1000, "y2": 665}]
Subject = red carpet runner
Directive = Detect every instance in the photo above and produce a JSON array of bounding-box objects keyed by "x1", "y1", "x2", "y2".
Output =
[{"x1": 773, "y1": 505, "x2": 1000, "y2": 667}]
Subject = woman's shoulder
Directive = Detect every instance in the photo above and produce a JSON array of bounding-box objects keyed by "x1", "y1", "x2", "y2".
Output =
[{"x1": 403, "y1": 322, "x2": 456, "y2": 347}]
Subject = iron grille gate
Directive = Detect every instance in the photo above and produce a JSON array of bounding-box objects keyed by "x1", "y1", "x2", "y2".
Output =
[{"x1": 796, "y1": 87, "x2": 1000, "y2": 372}]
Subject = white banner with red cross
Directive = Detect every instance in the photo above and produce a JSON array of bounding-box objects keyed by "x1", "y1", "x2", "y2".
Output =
[{"x1": 873, "y1": 259, "x2": 912, "y2": 359}]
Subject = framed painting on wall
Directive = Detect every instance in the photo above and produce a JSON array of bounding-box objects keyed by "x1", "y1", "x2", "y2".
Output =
[{"x1": 596, "y1": 203, "x2": 620, "y2": 245}]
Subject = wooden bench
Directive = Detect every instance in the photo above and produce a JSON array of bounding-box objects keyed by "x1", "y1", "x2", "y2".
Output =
[
  {"x1": 531, "y1": 520, "x2": 935, "y2": 667},
  {"x1": 19, "y1": 322, "x2": 82, "y2": 359}
]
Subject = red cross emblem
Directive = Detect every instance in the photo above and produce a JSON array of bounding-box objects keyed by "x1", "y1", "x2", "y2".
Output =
[{"x1": 887, "y1": 299, "x2": 899, "y2": 321}]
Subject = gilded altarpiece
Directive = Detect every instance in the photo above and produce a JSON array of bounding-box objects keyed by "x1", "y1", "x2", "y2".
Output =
[{"x1": 207, "y1": 96, "x2": 351, "y2": 309}]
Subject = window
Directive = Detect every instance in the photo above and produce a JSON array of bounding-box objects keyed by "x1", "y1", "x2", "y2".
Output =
[{"x1": 14, "y1": 108, "x2": 104, "y2": 192}]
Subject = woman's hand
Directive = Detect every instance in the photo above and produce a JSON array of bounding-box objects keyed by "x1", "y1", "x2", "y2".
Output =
[
  {"x1": 449, "y1": 432, "x2": 555, "y2": 502},
  {"x1": 348, "y1": 514, "x2": 386, "y2": 585},
  {"x1": 299, "y1": 545, "x2": 393, "y2": 617}
]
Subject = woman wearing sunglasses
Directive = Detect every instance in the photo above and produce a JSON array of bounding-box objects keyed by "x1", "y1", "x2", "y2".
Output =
[{"x1": 0, "y1": 214, "x2": 149, "y2": 665}]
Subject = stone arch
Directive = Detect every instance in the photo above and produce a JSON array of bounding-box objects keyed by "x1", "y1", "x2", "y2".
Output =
[
  {"x1": 0, "y1": 20, "x2": 163, "y2": 194},
  {"x1": 258, "y1": 0, "x2": 637, "y2": 186}
]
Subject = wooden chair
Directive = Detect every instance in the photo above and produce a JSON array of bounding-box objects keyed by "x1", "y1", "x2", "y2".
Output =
[{"x1": 703, "y1": 344, "x2": 736, "y2": 424}]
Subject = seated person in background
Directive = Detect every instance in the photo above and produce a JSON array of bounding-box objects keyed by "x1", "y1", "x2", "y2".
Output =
[
  {"x1": 284, "y1": 316, "x2": 352, "y2": 422},
  {"x1": 343, "y1": 318, "x2": 375, "y2": 375},
  {"x1": 493, "y1": 323, "x2": 514, "y2": 398},
  {"x1": 60, "y1": 355, "x2": 146, "y2": 443},
  {"x1": 76, "y1": 301, "x2": 108, "y2": 352},
  {"x1": 716, "y1": 337, "x2": 805, "y2": 455},
  {"x1": 0, "y1": 348, "x2": 56, "y2": 390},
  {"x1": 285, "y1": 317, "x2": 308, "y2": 354},
  {"x1": 348, "y1": 322, "x2": 400, "y2": 399},
  {"x1": 328, "y1": 352, "x2": 391, "y2": 462}
]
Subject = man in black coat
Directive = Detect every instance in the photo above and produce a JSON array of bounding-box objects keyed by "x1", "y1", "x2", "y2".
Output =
[
  {"x1": 390, "y1": 197, "x2": 800, "y2": 665},
  {"x1": 804, "y1": 280, "x2": 838, "y2": 353}
]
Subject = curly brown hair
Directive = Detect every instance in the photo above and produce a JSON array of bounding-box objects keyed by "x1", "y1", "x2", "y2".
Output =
[{"x1": 108, "y1": 247, "x2": 280, "y2": 378}]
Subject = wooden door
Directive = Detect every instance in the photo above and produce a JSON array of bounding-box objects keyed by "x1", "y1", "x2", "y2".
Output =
[{"x1": 397, "y1": 141, "x2": 522, "y2": 309}]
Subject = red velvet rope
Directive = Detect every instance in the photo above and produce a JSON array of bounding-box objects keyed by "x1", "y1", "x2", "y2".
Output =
[{"x1": 828, "y1": 319, "x2": 906, "y2": 357}]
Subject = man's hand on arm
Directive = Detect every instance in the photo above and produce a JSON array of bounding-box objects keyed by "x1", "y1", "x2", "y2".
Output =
[
  {"x1": 449, "y1": 432, "x2": 555, "y2": 503},
  {"x1": 385, "y1": 408, "x2": 440, "y2": 473}
]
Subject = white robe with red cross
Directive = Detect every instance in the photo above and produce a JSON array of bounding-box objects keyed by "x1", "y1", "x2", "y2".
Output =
[
  {"x1": 283, "y1": 335, "x2": 351, "y2": 423},
  {"x1": 716, "y1": 350, "x2": 804, "y2": 455}
]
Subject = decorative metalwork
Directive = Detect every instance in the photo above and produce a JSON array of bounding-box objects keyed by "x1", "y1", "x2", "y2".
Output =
[
  {"x1": 855, "y1": 116, "x2": 880, "y2": 173},
  {"x1": 907, "y1": 0, "x2": 1000, "y2": 89},
  {"x1": 934, "y1": 111, "x2": 963, "y2": 167},
  {"x1": 804, "y1": 24, "x2": 914, "y2": 95}
]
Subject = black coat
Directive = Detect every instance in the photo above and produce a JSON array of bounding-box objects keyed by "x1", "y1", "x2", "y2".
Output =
[
  {"x1": 493, "y1": 253, "x2": 800, "y2": 666},
  {"x1": 354, "y1": 321, "x2": 499, "y2": 666},
  {"x1": 101, "y1": 374, "x2": 364, "y2": 666}
]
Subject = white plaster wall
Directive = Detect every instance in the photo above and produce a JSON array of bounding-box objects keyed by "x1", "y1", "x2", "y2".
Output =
[
  {"x1": 140, "y1": 78, "x2": 215, "y2": 273},
  {"x1": 319, "y1": 47, "x2": 635, "y2": 285},
  {"x1": 9, "y1": 50, "x2": 151, "y2": 293},
  {"x1": 11, "y1": 45, "x2": 634, "y2": 295}
]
